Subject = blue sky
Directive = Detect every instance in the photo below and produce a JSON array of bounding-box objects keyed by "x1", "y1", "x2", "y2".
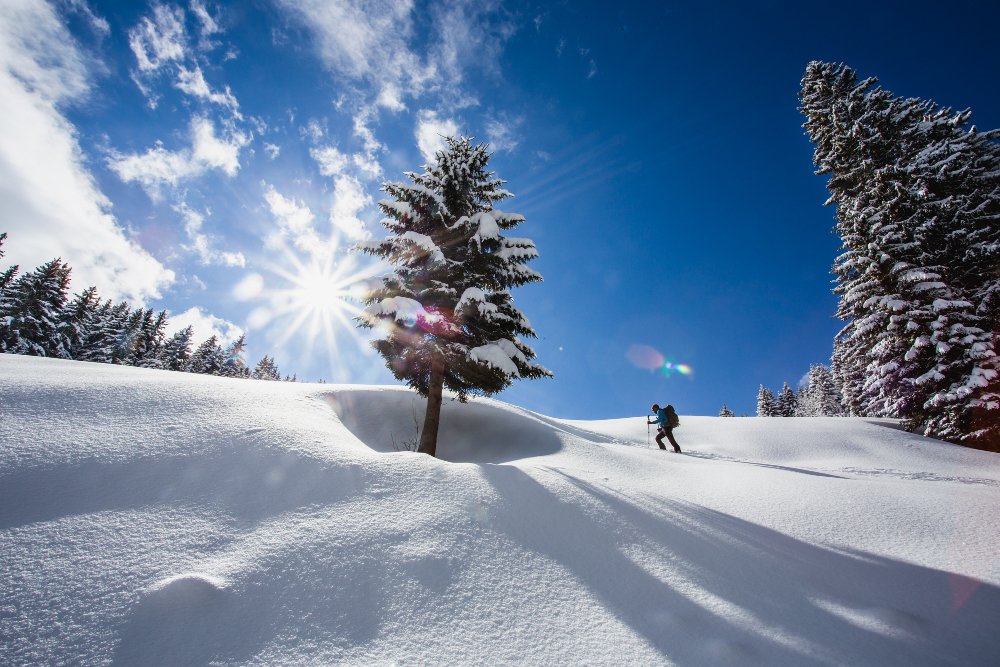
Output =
[{"x1": 2, "y1": 0, "x2": 999, "y2": 419}]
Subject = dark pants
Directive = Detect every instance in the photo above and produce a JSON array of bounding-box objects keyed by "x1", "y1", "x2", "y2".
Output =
[{"x1": 656, "y1": 427, "x2": 681, "y2": 452}]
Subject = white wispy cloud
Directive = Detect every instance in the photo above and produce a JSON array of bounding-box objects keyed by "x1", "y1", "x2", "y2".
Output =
[
  {"x1": 262, "y1": 182, "x2": 324, "y2": 252},
  {"x1": 174, "y1": 203, "x2": 245, "y2": 267},
  {"x1": 310, "y1": 145, "x2": 348, "y2": 176},
  {"x1": 275, "y1": 0, "x2": 517, "y2": 109},
  {"x1": 128, "y1": 3, "x2": 186, "y2": 105},
  {"x1": 175, "y1": 65, "x2": 241, "y2": 112},
  {"x1": 376, "y1": 84, "x2": 406, "y2": 112},
  {"x1": 352, "y1": 107, "x2": 385, "y2": 157},
  {"x1": 65, "y1": 0, "x2": 111, "y2": 36},
  {"x1": 0, "y1": 0, "x2": 173, "y2": 303},
  {"x1": 189, "y1": 0, "x2": 221, "y2": 37},
  {"x1": 129, "y1": 4, "x2": 186, "y2": 71},
  {"x1": 264, "y1": 163, "x2": 372, "y2": 251},
  {"x1": 415, "y1": 109, "x2": 458, "y2": 163},
  {"x1": 310, "y1": 144, "x2": 382, "y2": 180},
  {"x1": 263, "y1": 142, "x2": 280, "y2": 159},
  {"x1": 128, "y1": 3, "x2": 240, "y2": 112},
  {"x1": 165, "y1": 305, "x2": 243, "y2": 346},
  {"x1": 107, "y1": 117, "x2": 249, "y2": 200},
  {"x1": 485, "y1": 112, "x2": 522, "y2": 152},
  {"x1": 275, "y1": 0, "x2": 429, "y2": 105},
  {"x1": 328, "y1": 174, "x2": 372, "y2": 241},
  {"x1": 300, "y1": 118, "x2": 325, "y2": 143}
]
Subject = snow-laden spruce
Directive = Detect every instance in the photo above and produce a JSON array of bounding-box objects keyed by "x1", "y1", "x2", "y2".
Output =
[
  {"x1": 800, "y1": 62, "x2": 1000, "y2": 448},
  {"x1": 792, "y1": 364, "x2": 843, "y2": 417},
  {"x1": 356, "y1": 136, "x2": 551, "y2": 457},
  {"x1": 776, "y1": 382, "x2": 797, "y2": 417},
  {"x1": 756, "y1": 384, "x2": 777, "y2": 417}
]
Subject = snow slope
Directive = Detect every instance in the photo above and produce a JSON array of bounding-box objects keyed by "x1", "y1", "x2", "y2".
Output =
[{"x1": 2, "y1": 354, "x2": 999, "y2": 666}]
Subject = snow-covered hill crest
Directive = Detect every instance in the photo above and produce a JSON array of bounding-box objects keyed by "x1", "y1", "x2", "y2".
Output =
[{"x1": 2, "y1": 355, "x2": 999, "y2": 666}]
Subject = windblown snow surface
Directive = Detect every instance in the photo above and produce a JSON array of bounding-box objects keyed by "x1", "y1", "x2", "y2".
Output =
[{"x1": 2, "y1": 355, "x2": 999, "y2": 666}]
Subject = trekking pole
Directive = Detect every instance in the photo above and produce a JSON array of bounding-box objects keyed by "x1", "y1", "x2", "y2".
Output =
[{"x1": 647, "y1": 417, "x2": 650, "y2": 448}]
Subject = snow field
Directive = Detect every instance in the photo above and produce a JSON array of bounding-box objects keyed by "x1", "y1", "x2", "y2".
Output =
[{"x1": 2, "y1": 354, "x2": 999, "y2": 665}]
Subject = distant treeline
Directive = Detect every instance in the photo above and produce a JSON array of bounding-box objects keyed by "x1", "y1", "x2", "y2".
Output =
[
  {"x1": 0, "y1": 233, "x2": 293, "y2": 381},
  {"x1": 756, "y1": 364, "x2": 843, "y2": 418}
]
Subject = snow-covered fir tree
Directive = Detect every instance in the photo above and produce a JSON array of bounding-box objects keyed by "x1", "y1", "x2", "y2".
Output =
[
  {"x1": 0, "y1": 233, "x2": 17, "y2": 293},
  {"x1": 776, "y1": 382, "x2": 797, "y2": 417},
  {"x1": 60, "y1": 286, "x2": 101, "y2": 359},
  {"x1": 756, "y1": 385, "x2": 776, "y2": 417},
  {"x1": 131, "y1": 309, "x2": 168, "y2": 368},
  {"x1": 719, "y1": 404, "x2": 735, "y2": 417},
  {"x1": 810, "y1": 363, "x2": 843, "y2": 416},
  {"x1": 158, "y1": 326, "x2": 194, "y2": 371},
  {"x1": 187, "y1": 336, "x2": 225, "y2": 375},
  {"x1": 252, "y1": 355, "x2": 282, "y2": 380},
  {"x1": 74, "y1": 299, "x2": 131, "y2": 364},
  {"x1": 801, "y1": 62, "x2": 1000, "y2": 447},
  {"x1": 793, "y1": 385, "x2": 812, "y2": 417},
  {"x1": 0, "y1": 258, "x2": 73, "y2": 358},
  {"x1": 357, "y1": 136, "x2": 551, "y2": 457}
]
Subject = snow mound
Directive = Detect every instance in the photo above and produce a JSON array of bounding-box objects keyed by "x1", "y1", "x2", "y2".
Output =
[
  {"x1": 2, "y1": 355, "x2": 1000, "y2": 666},
  {"x1": 328, "y1": 386, "x2": 617, "y2": 462}
]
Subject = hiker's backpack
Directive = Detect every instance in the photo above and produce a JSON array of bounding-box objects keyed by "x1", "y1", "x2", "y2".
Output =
[{"x1": 666, "y1": 407, "x2": 680, "y2": 428}]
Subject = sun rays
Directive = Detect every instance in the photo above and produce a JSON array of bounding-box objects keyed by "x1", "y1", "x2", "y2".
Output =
[{"x1": 238, "y1": 231, "x2": 385, "y2": 378}]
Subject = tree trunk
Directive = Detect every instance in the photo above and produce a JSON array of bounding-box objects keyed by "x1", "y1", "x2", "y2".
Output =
[{"x1": 418, "y1": 357, "x2": 445, "y2": 457}]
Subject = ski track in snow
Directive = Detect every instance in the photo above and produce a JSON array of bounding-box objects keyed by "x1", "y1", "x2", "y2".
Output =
[{"x1": 2, "y1": 355, "x2": 999, "y2": 666}]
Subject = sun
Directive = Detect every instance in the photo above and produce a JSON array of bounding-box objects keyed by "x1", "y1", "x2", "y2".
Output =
[{"x1": 254, "y1": 239, "x2": 382, "y2": 365}]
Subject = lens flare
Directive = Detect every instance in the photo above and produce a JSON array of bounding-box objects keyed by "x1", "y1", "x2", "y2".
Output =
[
  {"x1": 626, "y1": 344, "x2": 664, "y2": 369},
  {"x1": 232, "y1": 273, "x2": 264, "y2": 301},
  {"x1": 626, "y1": 345, "x2": 693, "y2": 378}
]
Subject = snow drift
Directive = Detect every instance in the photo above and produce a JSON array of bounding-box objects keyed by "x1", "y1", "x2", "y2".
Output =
[{"x1": 2, "y1": 355, "x2": 999, "y2": 666}]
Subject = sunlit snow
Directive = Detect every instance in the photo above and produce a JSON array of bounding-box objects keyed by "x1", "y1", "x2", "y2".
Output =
[{"x1": 2, "y1": 355, "x2": 998, "y2": 665}]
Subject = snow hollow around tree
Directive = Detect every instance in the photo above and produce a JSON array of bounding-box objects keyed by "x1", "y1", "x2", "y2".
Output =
[{"x1": 2, "y1": 355, "x2": 999, "y2": 666}]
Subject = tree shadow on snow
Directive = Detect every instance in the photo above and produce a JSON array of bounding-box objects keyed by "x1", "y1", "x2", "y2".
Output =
[
  {"x1": 681, "y1": 452, "x2": 850, "y2": 479},
  {"x1": 478, "y1": 464, "x2": 1000, "y2": 667}
]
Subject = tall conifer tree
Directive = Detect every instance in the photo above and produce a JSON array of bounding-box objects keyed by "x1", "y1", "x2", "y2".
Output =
[
  {"x1": 357, "y1": 136, "x2": 550, "y2": 457},
  {"x1": 801, "y1": 61, "x2": 1000, "y2": 447}
]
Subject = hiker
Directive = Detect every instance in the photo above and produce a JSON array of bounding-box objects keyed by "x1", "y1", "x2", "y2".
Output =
[{"x1": 648, "y1": 403, "x2": 682, "y2": 452}]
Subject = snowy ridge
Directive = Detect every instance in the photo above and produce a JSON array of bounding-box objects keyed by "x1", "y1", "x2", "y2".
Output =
[{"x1": 2, "y1": 355, "x2": 999, "y2": 666}]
